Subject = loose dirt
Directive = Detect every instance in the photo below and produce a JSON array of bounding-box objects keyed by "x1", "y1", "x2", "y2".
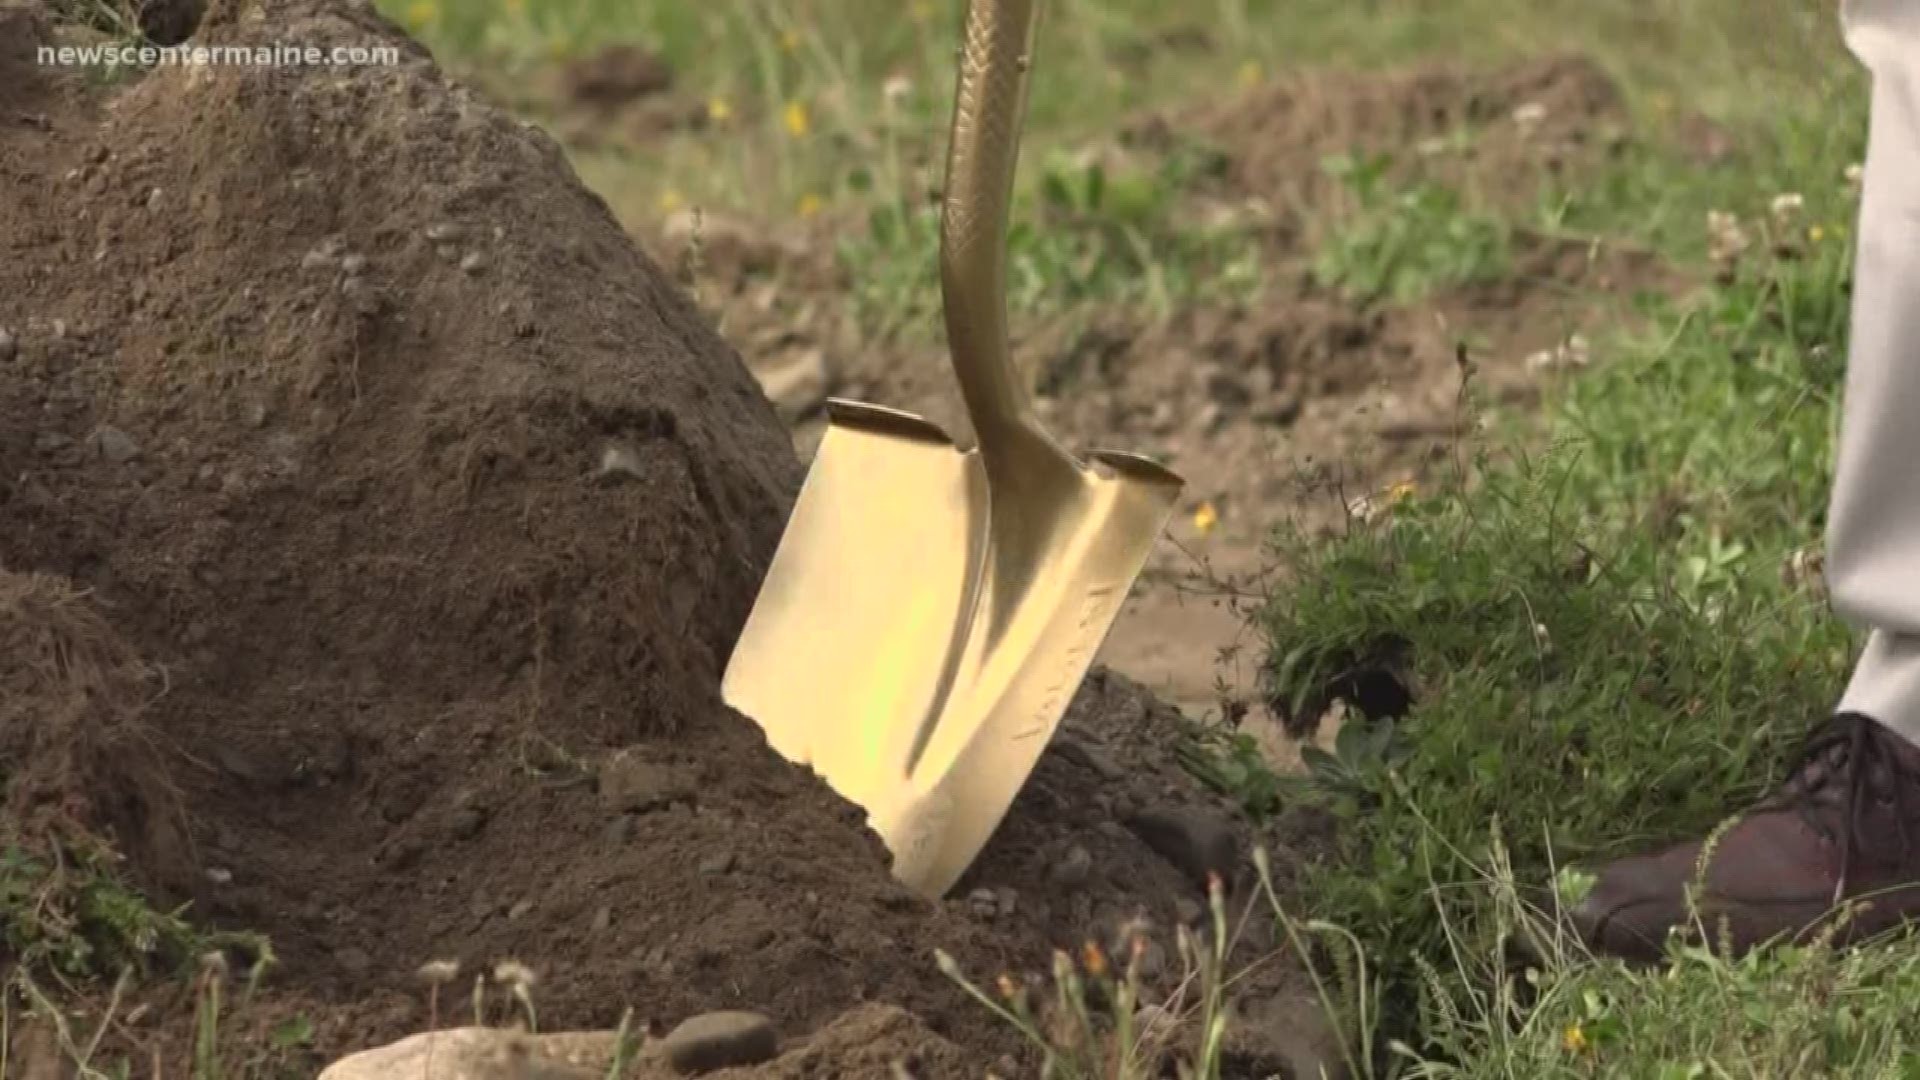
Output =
[{"x1": 0, "y1": 0, "x2": 1325, "y2": 1075}]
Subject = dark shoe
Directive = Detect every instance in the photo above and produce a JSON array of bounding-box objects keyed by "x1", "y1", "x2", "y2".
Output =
[{"x1": 1571, "y1": 712, "x2": 1920, "y2": 962}]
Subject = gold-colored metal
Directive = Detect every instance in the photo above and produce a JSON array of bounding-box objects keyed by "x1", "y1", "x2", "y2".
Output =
[{"x1": 721, "y1": 0, "x2": 1184, "y2": 899}]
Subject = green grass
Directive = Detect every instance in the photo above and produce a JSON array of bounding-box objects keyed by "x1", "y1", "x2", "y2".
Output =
[
  {"x1": 1311, "y1": 152, "x2": 1514, "y2": 304},
  {"x1": 839, "y1": 141, "x2": 1265, "y2": 339},
  {"x1": 1217, "y1": 53, "x2": 1890, "y2": 1080}
]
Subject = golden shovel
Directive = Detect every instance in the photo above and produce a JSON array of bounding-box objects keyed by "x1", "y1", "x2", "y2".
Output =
[{"x1": 721, "y1": 0, "x2": 1184, "y2": 900}]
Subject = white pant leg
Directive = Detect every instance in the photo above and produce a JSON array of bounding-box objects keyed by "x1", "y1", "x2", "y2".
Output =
[{"x1": 1830, "y1": 0, "x2": 1920, "y2": 742}]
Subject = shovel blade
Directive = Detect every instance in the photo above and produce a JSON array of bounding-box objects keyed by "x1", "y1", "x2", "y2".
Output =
[
  {"x1": 874, "y1": 449, "x2": 1184, "y2": 898},
  {"x1": 723, "y1": 399, "x2": 989, "y2": 817}
]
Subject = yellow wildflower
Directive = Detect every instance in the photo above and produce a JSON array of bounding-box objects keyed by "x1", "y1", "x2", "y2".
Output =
[
  {"x1": 1192, "y1": 500, "x2": 1219, "y2": 535},
  {"x1": 909, "y1": 0, "x2": 933, "y2": 22},
  {"x1": 1236, "y1": 60, "x2": 1261, "y2": 89},
  {"x1": 1081, "y1": 940, "x2": 1108, "y2": 977},
  {"x1": 707, "y1": 96, "x2": 733, "y2": 124},
  {"x1": 405, "y1": 0, "x2": 437, "y2": 27},
  {"x1": 796, "y1": 192, "x2": 823, "y2": 218},
  {"x1": 782, "y1": 100, "x2": 810, "y2": 138},
  {"x1": 779, "y1": 28, "x2": 801, "y2": 53},
  {"x1": 502, "y1": 0, "x2": 523, "y2": 14},
  {"x1": 1562, "y1": 1024, "x2": 1589, "y2": 1054},
  {"x1": 1388, "y1": 480, "x2": 1417, "y2": 504},
  {"x1": 657, "y1": 189, "x2": 684, "y2": 213},
  {"x1": 1809, "y1": 224, "x2": 1826, "y2": 244}
]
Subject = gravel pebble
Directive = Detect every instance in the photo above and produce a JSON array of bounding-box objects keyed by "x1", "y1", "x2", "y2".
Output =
[
  {"x1": 446, "y1": 807, "x2": 485, "y2": 841},
  {"x1": 598, "y1": 747, "x2": 691, "y2": 814},
  {"x1": 1049, "y1": 844, "x2": 1093, "y2": 887},
  {"x1": 604, "y1": 813, "x2": 638, "y2": 844},
  {"x1": 90, "y1": 425, "x2": 140, "y2": 463},
  {"x1": 660, "y1": 1010, "x2": 778, "y2": 1075}
]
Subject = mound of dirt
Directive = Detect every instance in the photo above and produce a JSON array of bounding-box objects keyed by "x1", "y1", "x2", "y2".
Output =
[
  {"x1": 0, "y1": 0, "x2": 1316, "y2": 1073},
  {"x1": 1152, "y1": 54, "x2": 1630, "y2": 240}
]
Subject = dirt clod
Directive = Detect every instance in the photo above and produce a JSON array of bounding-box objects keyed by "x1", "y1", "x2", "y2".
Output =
[
  {"x1": 1048, "y1": 844, "x2": 1093, "y2": 887},
  {"x1": 87, "y1": 424, "x2": 140, "y2": 463},
  {"x1": 561, "y1": 44, "x2": 676, "y2": 109},
  {"x1": 599, "y1": 747, "x2": 694, "y2": 814},
  {"x1": 1125, "y1": 806, "x2": 1241, "y2": 893}
]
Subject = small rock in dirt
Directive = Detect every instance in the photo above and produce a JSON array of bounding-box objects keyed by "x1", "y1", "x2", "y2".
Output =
[
  {"x1": 318, "y1": 1027, "x2": 606, "y2": 1080},
  {"x1": 447, "y1": 807, "x2": 485, "y2": 841},
  {"x1": 597, "y1": 442, "x2": 647, "y2": 484},
  {"x1": 377, "y1": 837, "x2": 425, "y2": 871},
  {"x1": 0, "y1": 327, "x2": 15, "y2": 361},
  {"x1": 300, "y1": 244, "x2": 338, "y2": 271},
  {"x1": 425, "y1": 221, "x2": 465, "y2": 244},
  {"x1": 1053, "y1": 736, "x2": 1124, "y2": 781},
  {"x1": 33, "y1": 432, "x2": 69, "y2": 453},
  {"x1": 967, "y1": 887, "x2": 998, "y2": 919},
  {"x1": 334, "y1": 947, "x2": 372, "y2": 975},
  {"x1": 508, "y1": 899, "x2": 533, "y2": 921},
  {"x1": 660, "y1": 1010, "x2": 778, "y2": 1075},
  {"x1": 205, "y1": 867, "x2": 233, "y2": 885},
  {"x1": 460, "y1": 250, "x2": 489, "y2": 275},
  {"x1": 1125, "y1": 806, "x2": 1239, "y2": 892},
  {"x1": 49, "y1": 319, "x2": 66, "y2": 340},
  {"x1": 698, "y1": 850, "x2": 735, "y2": 875},
  {"x1": 243, "y1": 402, "x2": 270, "y2": 428},
  {"x1": 604, "y1": 813, "x2": 639, "y2": 844},
  {"x1": 1049, "y1": 844, "x2": 1093, "y2": 887},
  {"x1": 591, "y1": 906, "x2": 612, "y2": 933},
  {"x1": 994, "y1": 887, "x2": 1018, "y2": 916},
  {"x1": 89, "y1": 425, "x2": 140, "y2": 463},
  {"x1": 598, "y1": 746, "x2": 692, "y2": 814},
  {"x1": 340, "y1": 252, "x2": 368, "y2": 276},
  {"x1": 146, "y1": 186, "x2": 163, "y2": 212}
]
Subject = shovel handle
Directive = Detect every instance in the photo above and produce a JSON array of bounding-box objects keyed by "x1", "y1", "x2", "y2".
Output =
[{"x1": 939, "y1": 0, "x2": 1042, "y2": 443}]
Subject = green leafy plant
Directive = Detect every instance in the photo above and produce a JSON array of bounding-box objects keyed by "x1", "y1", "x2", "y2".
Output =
[{"x1": 1312, "y1": 153, "x2": 1512, "y2": 304}]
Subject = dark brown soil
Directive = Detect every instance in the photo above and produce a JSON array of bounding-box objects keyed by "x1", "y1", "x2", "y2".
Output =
[{"x1": 0, "y1": 0, "x2": 1322, "y2": 1076}]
